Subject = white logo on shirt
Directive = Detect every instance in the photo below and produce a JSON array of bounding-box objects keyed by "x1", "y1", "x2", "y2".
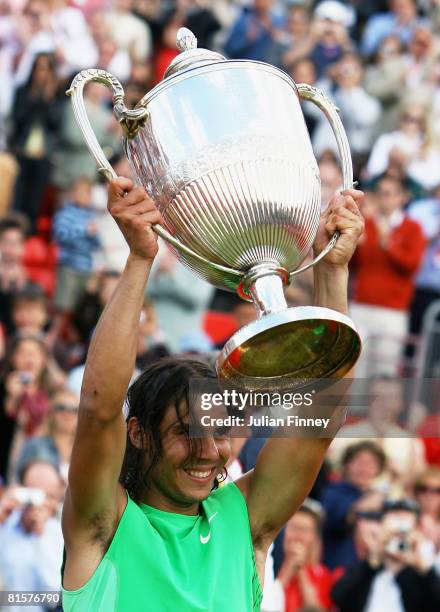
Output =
[{"x1": 200, "y1": 512, "x2": 218, "y2": 545}]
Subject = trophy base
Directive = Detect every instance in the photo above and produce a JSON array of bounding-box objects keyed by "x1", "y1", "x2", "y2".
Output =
[{"x1": 216, "y1": 306, "x2": 361, "y2": 390}]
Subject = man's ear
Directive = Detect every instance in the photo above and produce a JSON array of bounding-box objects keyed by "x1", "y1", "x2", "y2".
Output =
[{"x1": 127, "y1": 416, "x2": 150, "y2": 450}]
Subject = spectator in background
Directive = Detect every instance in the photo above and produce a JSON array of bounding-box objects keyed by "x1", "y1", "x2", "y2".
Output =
[
  {"x1": 321, "y1": 441, "x2": 386, "y2": 570},
  {"x1": 407, "y1": 183, "x2": 440, "y2": 338},
  {"x1": 328, "y1": 376, "x2": 426, "y2": 489},
  {"x1": 132, "y1": 0, "x2": 163, "y2": 48},
  {"x1": 135, "y1": 297, "x2": 169, "y2": 370},
  {"x1": 414, "y1": 467, "x2": 440, "y2": 522},
  {"x1": 361, "y1": 0, "x2": 425, "y2": 57},
  {"x1": 364, "y1": 34, "x2": 408, "y2": 135},
  {"x1": 11, "y1": 285, "x2": 48, "y2": 337},
  {"x1": 313, "y1": 52, "x2": 381, "y2": 170},
  {"x1": 403, "y1": 26, "x2": 438, "y2": 90},
  {"x1": 53, "y1": 177, "x2": 102, "y2": 317},
  {"x1": 71, "y1": 269, "x2": 121, "y2": 348},
  {"x1": 152, "y1": 9, "x2": 181, "y2": 83},
  {"x1": 318, "y1": 155, "x2": 343, "y2": 208},
  {"x1": 350, "y1": 176, "x2": 426, "y2": 377},
  {"x1": 0, "y1": 334, "x2": 66, "y2": 482},
  {"x1": 96, "y1": 35, "x2": 132, "y2": 83},
  {"x1": 147, "y1": 243, "x2": 214, "y2": 353},
  {"x1": 10, "y1": 53, "x2": 61, "y2": 232},
  {"x1": 277, "y1": 500, "x2": 334, "y2": 611},
  {"x1": 105, "y1": 0, "x2": 152, "y2": 63},
  {"x1": 290, "y1": 57, "x2": 325, "y2": 139},
  {"x1": 279, "y1": 4, "x2": 311, "y2": 70},
  {"x1": 0, "y1": 460, "x2": 65, "y2": 609},
  {"x1": 331, "y1": 499, "x2": 440, "y2": 612},
  {"x1": 224, "y1": 0, "x2": 284, "y2": 63},
  {"x1": 414, "y1": 468, "x2": 440, "y2": 569},
  {"x1": 0, "y1": 216, "x2": 32, "y2": 337},
  {"x1": 365, "y1": 101, "x2": 440, "y2": 192},
  {"x1": 13, "y1": 0, "x2": 97, "y2": 85},
  {"x1": 308, "y1": 1, "x2": 354, "y2": 79},
  {"x1": 15, "y1": 389, "x2": 79, "y2": 483},
  {"x1": 53, "y1": 81, "x2": 120, "y2": 190},
  {"x1": 162, "y1": 0, "x2": 221, "y2": 50}
]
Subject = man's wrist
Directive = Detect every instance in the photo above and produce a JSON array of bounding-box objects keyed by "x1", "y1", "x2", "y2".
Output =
[
  {"x1": 313, "y1": 263, "x2": 349, "y2": 314},
  {"x1": 127, "y1": 252, "x2": 155, "y2": 267},
  {"x1": 313, "y1": 262, "x2": 349, "y2": 278}
]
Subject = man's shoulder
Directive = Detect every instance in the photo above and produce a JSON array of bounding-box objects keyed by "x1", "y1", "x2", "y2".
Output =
[{"x1": 203, "y1": 482, "x2": 248, "y2": 518}]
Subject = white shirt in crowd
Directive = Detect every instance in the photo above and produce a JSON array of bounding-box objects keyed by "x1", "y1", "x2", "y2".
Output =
[
  {"x1": 364, "y1": 569, "x2": 405, "y2": 612},
  {"x1": 0, "y1": 510, "x2": 64, "y2": 612}
]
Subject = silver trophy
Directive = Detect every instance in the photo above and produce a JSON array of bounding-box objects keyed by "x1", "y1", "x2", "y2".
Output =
[{"x1": 67, "y1": 28, "x2": 361, "y2": 388}]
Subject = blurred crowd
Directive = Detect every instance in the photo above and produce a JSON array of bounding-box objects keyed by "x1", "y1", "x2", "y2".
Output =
[{"x1": 0, "y1": 0, "x2": 440, "y2": 610}]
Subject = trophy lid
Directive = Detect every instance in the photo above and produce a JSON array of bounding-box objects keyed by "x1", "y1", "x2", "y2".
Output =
[{"x1": 164, "y1": 27, "x2": 226, "y2": 79}]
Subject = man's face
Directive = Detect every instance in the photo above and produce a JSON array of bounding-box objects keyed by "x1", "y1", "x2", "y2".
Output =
[
  {"x1": 292, "y1": 59, "x2": 316, "y2": 86},
  {"x1": 254, "y1": 0, "x2": 273, "y2": 15},
  {"x1": 12, "y1": 339, "x2": 46, "y2": 377},
  {"x1": 13, "y1": 300, "x2": 47, "y2": 333},
  {"x1": 391, "y1": 0, "x2": 416, "y2": 23},
  {"x1": 376, "y1": 179, "x2": 407, "y2": 216},
  {"x1": 72, "y1": 180, "x2": 92, "y2": 208},
  {"x1": 0, "y1": 228, "x2": 25, "y2": 264},
  {"x1": 138, "y1": 404, "x2": 231, "y2": 511},
  {"x1": 21, "y1": 462, "x2": 64, "y2": 534},
  {"x1": 284, "y1": 511, "x2": 318, "y2": 554},
  {"x1": 369, "y1": 379, "x2": 403, "y2": 422},
  {"x1": 336, "y1": 56, "x2": 363, "y2": 88},
  {"x1": 345, "y1": 451, "x2": 381, "y2": 490}
]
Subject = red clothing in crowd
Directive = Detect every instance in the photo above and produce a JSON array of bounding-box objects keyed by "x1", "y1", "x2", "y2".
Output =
[
  {"x1": 352, "y1": 216, "x2": 426, "y2": 310},
  {"x1": 284, "y1": 564, "x2": 334, "y2": 611},
  {"x1": 23, "y1": 236, "x2": 58, "y2": 297}
]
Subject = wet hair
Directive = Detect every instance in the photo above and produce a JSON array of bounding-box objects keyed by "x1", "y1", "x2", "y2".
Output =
[
  {"x1": 119, "y1": 356, "x2": 227, "y2": 502},
  {"x1": 341, "y1": 441, "x2": 386, "y2": 473}
]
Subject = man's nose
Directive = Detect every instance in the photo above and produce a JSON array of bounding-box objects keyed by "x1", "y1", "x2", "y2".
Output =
[{"x1": 200, "y1": 435, "x2": 220, "y2": 461}]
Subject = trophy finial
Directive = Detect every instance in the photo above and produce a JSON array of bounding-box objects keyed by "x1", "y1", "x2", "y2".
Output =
[{"x1": 177, "y1": 28, "x2": 197, "y2": 52}]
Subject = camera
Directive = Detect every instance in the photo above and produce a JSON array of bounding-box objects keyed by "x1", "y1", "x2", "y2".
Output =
[
  {"x1": 386, "y1": 533, "x2": 410, "y2": 554},
  {"x1": 18, "y1": 372, "x2": 33, "y2": 386}
]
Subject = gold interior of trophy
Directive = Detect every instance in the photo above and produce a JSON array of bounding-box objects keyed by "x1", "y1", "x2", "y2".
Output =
[{"x1": 218, "y1": 315, "x2": 361, "y2": 388}]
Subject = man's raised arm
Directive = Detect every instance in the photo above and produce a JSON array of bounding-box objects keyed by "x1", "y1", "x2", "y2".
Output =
[
  {"x1": 63, "y1": 178, "x2": 162, "y2": 543},
  {"x1": 235, "y1": 189, "x2": 365, "y2": 548}
]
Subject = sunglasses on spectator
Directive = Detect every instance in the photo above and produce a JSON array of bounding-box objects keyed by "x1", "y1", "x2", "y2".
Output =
[
  {"x1": 416, "y1": 484, "x2": 440, "y2": 494},
  {"x1": 54, "y1": 404, "x2": 79, "y2": 413}
]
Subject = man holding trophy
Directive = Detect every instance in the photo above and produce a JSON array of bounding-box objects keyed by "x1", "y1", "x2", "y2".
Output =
[{"x1": 61, "y1": 28, "x2": 364, "y2": 611}]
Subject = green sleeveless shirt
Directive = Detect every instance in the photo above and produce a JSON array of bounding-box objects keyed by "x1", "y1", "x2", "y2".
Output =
[{"x1": 61, "y1": 482, "x2": 262, "y2": 611}]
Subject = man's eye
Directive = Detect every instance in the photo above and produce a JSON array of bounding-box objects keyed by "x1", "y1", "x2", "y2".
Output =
[
  {"x1": 176, "y1": 425, "x2": 189, "y2": 435},
  {"x1": 215, "y1": 426, "x2": 231, "y2": 439}
]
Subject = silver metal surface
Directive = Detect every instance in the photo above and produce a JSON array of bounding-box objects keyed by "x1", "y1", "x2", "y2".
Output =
[
  {"x1": 125, "y1": 61, "x2": 321, "y2": 292},
  {"x1": 67, "y1": 29, "x2": 362, "y2": 383},
  {"x1": 67, "y1": 38, "x2": 354, "y2": 295}
]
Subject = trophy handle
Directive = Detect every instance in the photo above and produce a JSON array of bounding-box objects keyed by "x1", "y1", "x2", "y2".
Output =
[
  {"x1": 67, "y1": 69, "x2": 242, "y2": 279},
  {"x1": 290, "y1": 83, "x2": 354, "y2": 279}
]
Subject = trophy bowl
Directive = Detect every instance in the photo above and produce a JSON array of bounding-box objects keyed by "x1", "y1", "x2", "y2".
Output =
[{"x1": 67, "y1": 28, "x2": 361, "y2": 389}]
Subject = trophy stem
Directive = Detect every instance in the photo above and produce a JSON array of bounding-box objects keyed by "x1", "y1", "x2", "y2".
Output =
[{"x1": 247, "y1": 273, "x2": 288, "y2": 319}]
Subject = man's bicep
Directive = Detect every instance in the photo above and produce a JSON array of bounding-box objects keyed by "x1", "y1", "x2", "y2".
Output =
[
  {"x1": 241, "y1": 437, "x2": 330, "y2": 543},
  {"x1": 66, "y1": 407, "x2": 127, "y2": 528}
]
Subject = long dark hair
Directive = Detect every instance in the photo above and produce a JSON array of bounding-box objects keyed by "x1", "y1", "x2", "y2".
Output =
[
  {"x1": 120, "y1": 356, "x2": 227, "y2": 502},
  {"x1": 26, "y1": 52, "x2": 57, "y2": 89},
  {"x1": 0, "y1": 333, "x2": 51, "y2": 392}
]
